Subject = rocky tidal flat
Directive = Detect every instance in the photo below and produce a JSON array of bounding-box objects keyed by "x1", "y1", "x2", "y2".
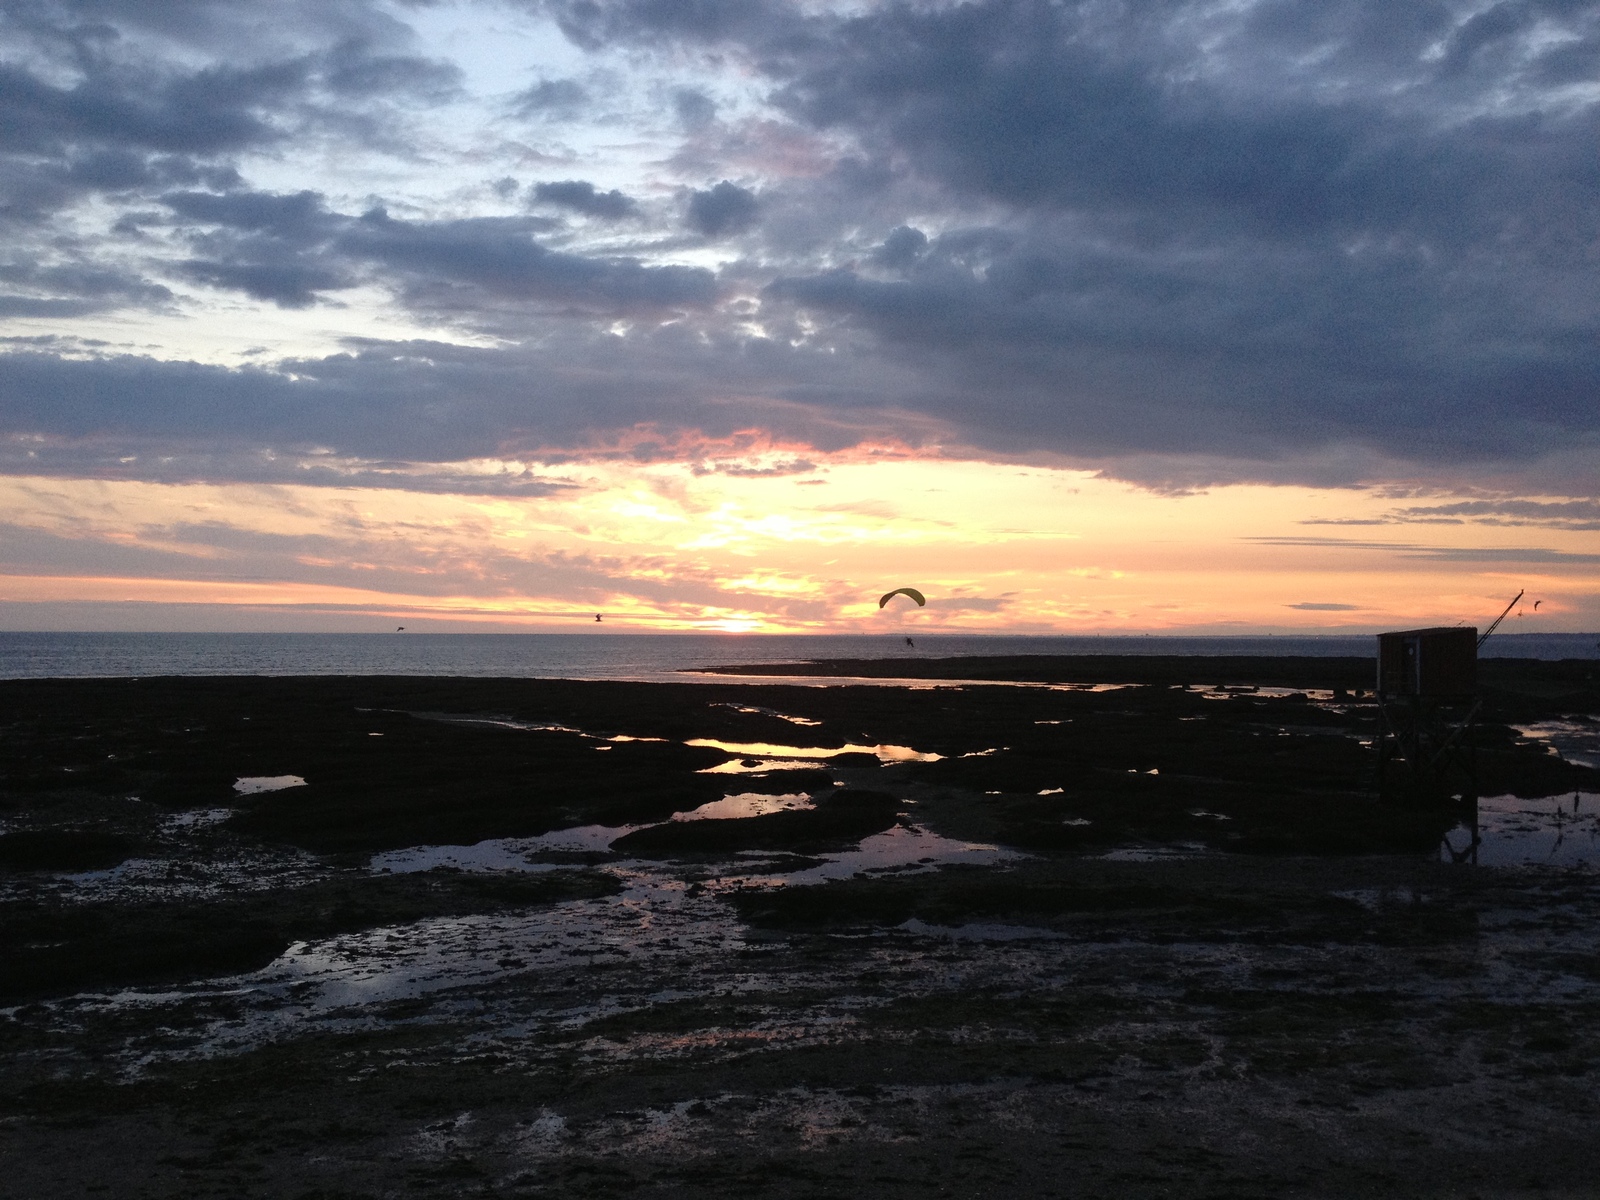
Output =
[{"x1": 2, "y1": 660, "x2": 1600, "y2": 1198}]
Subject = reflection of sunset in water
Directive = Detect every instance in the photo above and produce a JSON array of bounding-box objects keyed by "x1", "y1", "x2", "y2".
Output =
[{"x1": 687, "y1": 738, "x2": 942, "y2": 762}]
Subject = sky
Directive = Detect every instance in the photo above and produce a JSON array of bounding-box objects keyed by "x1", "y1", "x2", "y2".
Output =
[{"x1": 1, "y1": 0, "x2": 1597, "y2": 634}]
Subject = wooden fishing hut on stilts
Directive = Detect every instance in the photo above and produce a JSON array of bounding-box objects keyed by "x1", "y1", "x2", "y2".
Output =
[
  {"x1": 1375, "y1": 626, "x2": 1480, "y2": 807},
  {"x1": 1374, "y1": 592, "x2": 1522, "y2": 812}
]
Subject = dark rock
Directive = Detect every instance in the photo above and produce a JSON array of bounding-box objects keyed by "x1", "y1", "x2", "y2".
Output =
[
  {"x1": 830, "y1": 752, "x2": 880, "y2": 768},
  {"x1": 0, "y1": 830, "x2": 131, "y2": 872}
]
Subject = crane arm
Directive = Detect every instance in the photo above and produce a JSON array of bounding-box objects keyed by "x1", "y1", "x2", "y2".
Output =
[{"x1": 1477, "y1": 589, "x2": 1524, "y2": 649}]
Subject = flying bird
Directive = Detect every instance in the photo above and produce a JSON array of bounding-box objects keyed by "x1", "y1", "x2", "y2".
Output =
[
  {"x1": 595, "y1": 614, "x2": 602, "y2": 622},
  {"x1": 878, "y1": 587, "x2": 926, "y2": 609},
  {"x1": 396, "y1": 626, "x2": 404, "y2": 631},
  {"x1": 1534, "y1": 600, "x2": 1542, "y2": 610},
  {"x1": 905, "y1": 637, "x2": 915, "y2": 647}
]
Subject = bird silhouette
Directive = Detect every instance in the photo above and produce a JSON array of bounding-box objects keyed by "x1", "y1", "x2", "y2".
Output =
[
  {"x1": 904, "y1": 637, "x2": 915, "y2": 647},
  {"x1": 396, "y1": 626, "x2": 404, "y2": 631},
  {"x1": 595, "y1": 614, "x2": 602, "y2": 622},
  {"x1": 1534, "y1": 599, "x2": 1542, "y2": 610}
]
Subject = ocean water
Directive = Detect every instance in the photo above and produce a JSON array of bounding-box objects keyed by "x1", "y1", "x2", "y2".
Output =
[{"x1": 0, "y1": 631, "x2": 1594, "y2": 681}]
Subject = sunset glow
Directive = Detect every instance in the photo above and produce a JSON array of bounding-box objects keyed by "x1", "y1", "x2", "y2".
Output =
[{"x1": 3, "y1": 459, "x2": 1594, "y2": 632}]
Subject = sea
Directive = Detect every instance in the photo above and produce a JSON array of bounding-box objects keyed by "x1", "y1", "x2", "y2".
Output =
[{"x1": 1, "y1": 631, "x2": 1596, "y2": 682}]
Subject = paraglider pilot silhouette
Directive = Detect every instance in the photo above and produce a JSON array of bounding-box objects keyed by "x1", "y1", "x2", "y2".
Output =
[{"x1": 879, "y1": 588, "x2": 925, "y2": 647}]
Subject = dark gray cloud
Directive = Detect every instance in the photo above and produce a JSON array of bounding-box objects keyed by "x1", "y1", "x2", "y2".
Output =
[
  {"x1": 3, "y1": 0, "x2": 424, "y2": 53},
  {"x1": 0, "y1": 323, "x2": 935, "y2": 477},
  {"x1": 0, "y1": 297, "x2": 101, "y2": 317},
  {"x1": 870, "y1": 226, "x2": 927, "y2": 271},
  {"x1": 339, "y1": 209, "x2": 717, "y2": 309},
  {"x1": 543, "y1": 0, "x2": 788, "y2": 51},
  {"x1": 761, "y1": 225, "x2": 1600, "y2": 464},
  {"x1": 532, "y1": 180, "x2": 636, "y2": 219},
  {"x1": 157, "y1": 189, "x2": 710, "y2": 310},
  {"x1": 513, "y1": 77, "x2": 589, "y2": 117},
  {"x1": 0, "y1": 58, "x2": 302, "y2": 157},
  {"x1": 178, "y1": 259, "x2": 348, "y2": 307},
  {"x1": 1307, "y1": 498, "x2": 1600, "y2": 530},
  {"x1": 160, "y1": 188, "x2": 348, "y2": 306},
  {"x1": 0, "y1": 260, "x2": 173, "y2": 315},
  {"x1": 320, "y1": 40, "x2": 462, "y2": 101},
  {"x1": 0, "y1": 1, "x2": 462, "y2": 227},
  {"x1": 686, "y1": 180, "x2": 757, "y2": 237},
  {"x1": 5, "y1": 0, "x2": 1600, "y2": 494},
  {"x1": 165, "y1": 189, "x2": 336, "y2": 241},
  {"x1": 63, "y1": 149, "x2": 241, "y2": 193},
  {"x1": 1397, "y1": 500, "x2": 1600, "y2": 530},
  {"x1": 672, "y1": 88, "x2": 717, "y2": 130},
  {"x1": 517, "y1": 0, "x2": 1600, "y2": 478},
  {"x1": 765, "y1": 5, "x2": 1505, "y2": 239}
]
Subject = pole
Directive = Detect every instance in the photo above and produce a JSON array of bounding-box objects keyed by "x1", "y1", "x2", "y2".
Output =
[{"x1": 1477, "y1": 590, "x2": 1524, "y2": 650}]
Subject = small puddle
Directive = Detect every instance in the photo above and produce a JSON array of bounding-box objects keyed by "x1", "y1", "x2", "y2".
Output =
[
  {"x1": 1098, "y1": 843, "x2": 1211, "y2": 862},
  {"x1": 1513, "y1": 721, "x2": 1600, "y2": 771},
  {"x1": 700, "y1": 761, "x2": 832, "y2": 780},
  {"x1": 699, "y1": 759, "x2": 830, "y2": 775},
  {"x1": 1442, "y1": 792, "x2": 1600, "y2": 867},
  {"x1": 673, "y1": 793, "x2": 813, "y2": 821},
  {"x1": 415, "y1": 714, "x2": 587, "y2": 736},
  {"x1": 372, "y1": 841, "x2": 574, "y2": 874},
  {"x1": 167, "y1": 808, "x2": 234, "y2": 829},
  {"x1": 415, "y1": 712, "x2": 942, "y2": 767},
  {"x1": 371, "y1": 793, "x2": 818, "y2": 873},
  {"x1": 712, "y1": 703, "x2": 823, "y2": 727},
  {"x1": 373, "y1": 823, "x2": 643, "y2": 872},
  {"x1": 367, "y1": 803, "x2": 992, "y2": 878},
  {"x1": 742, "y1": 824, "x2": 1018, "y2": 885},
  {"x1": 414, "y1": 712, "x2": 940, "y2": 770},
  {"x1": 686, "y1": 739, "x2": 942, "y2": 763},
  {"x1": 233, "y1": 775, "x2": 306, "y2": 795}
]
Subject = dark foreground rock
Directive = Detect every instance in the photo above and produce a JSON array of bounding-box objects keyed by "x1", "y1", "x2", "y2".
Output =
[
  {"x1": 0, "y1": 828, "x2": 132, "y2": 872},
  {"x1": 0, "y1": 666, "x2": 1597, "y2": 1198},
  {"x1": 695, "y1": 651, "x2": 1600, "y2": 701},
  {"x1": 4, "y1": 854, "x2": 1599, "y2": 1200},
  {"x1": 697, "y1": 652, "x2": 1385, "y2": 687}
]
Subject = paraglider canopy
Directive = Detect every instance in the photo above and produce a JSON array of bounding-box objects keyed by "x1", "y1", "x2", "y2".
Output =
[{"x1": 878, "y1": 587, "x2": 926, "y2": 609}]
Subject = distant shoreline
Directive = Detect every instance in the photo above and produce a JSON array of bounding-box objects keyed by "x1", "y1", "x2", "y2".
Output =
[
  {"x1": 693, "y1": 653, "x2": 1600, "y2": 691},
  {"x1": 3, "y1": 630, "x2": 1595, "y2": 682}
]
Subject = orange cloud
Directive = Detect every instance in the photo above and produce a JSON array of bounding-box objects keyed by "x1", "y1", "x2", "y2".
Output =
[{"x1": 1, "y1": 460, "x2": 1595, "y2": 632}]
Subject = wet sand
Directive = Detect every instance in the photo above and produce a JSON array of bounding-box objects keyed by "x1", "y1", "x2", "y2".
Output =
[{"x1": 2, "y1": 660, "x2": 1599, "y2": 1197}]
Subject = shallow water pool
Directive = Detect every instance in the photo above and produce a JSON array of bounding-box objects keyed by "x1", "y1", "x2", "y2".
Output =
[
  {"x1": 685, "y1": 738, "x2": 943, "y2": 763},
  {"x1": 1441, "y1": 792, "x2": 1600, "y2": 867}
]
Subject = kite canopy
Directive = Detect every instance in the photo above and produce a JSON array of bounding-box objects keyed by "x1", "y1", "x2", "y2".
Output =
[{"x1": 878, "y1": 587, "x2": 927, "y2": 609}]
